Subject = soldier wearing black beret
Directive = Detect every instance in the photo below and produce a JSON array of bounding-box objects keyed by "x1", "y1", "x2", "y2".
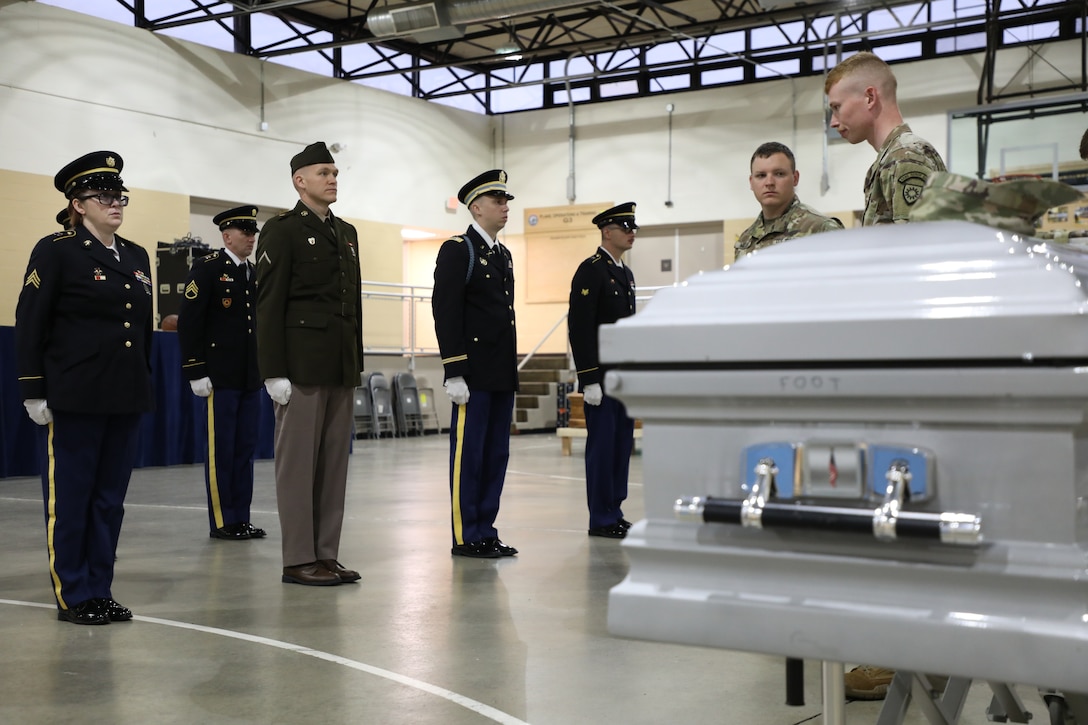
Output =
[
  {"x1": 432, "y1": 169, "x2": 519, "y2": 558},
  {"x1": 15, "y1": 150, "x2": 152, "y2": 625},
  {"x1": 256, "y1": 142, "x2": 363, "y2": 586},
  {"x1": 568, "y1": 202, "x2": 639, "y2": 539},
  {"x1": 178, "y1": 205, "x2": 265, "y2": 542}
]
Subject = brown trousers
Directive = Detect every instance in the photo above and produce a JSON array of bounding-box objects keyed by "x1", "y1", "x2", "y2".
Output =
[{"x1": 273, "y1": 384, "x2": 353, "y2": 567}]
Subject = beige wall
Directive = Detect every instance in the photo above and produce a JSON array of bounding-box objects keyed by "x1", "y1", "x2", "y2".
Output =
[{"x1": 0, "y1": 169, "x2": 190, "y2": 326}]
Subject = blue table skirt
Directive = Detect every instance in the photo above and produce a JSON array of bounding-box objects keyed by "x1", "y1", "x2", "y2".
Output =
[{"x1": 0, "y1": 327, "x2": 274, "y2": 479}]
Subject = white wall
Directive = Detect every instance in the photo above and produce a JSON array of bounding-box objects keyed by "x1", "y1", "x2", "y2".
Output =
[
  {"x1": 1, "y1": 2, "x2": 1082, "y2": 252},
  {"x1": 0, "y1": 1, "x2": 491, "y2": 228}
]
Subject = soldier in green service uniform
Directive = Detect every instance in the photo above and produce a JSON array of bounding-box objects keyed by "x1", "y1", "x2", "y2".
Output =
[
  {"x1": 825, "y1": 51, "x2": 946, "y2": 226},
  {"x1": 735, "y1": 142, "x2": 843, "y2": 260}
]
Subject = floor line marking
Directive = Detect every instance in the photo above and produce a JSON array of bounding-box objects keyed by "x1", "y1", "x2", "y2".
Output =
[{"x1": 0, "y1": 598, "x2": 530, "y2": 725}]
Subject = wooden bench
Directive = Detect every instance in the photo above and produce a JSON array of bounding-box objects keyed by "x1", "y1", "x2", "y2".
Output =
[{"x1": 556, "y1": 426, "x2": 643, "y2": 456}]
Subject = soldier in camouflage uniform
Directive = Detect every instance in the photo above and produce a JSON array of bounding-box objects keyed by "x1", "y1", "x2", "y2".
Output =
[
  {"x1": 910, "y1": 172, "x2": 1083, "y2": 237},
  {"x1": 735, "y1": 142, "x2": 843, "y2": 260},
  {"x1": 825, "y1": 51, "x2": 946, "y2": 226}
]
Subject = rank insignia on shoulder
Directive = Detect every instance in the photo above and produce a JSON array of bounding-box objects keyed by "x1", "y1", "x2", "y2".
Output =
[
  {"x1": 185, "y1": 280, "x2": 200, "y2": 299},
  {"x1": 24, "y1": 269, "x2": 41, "y2": 288},
  {"x1": 202, "y1": 251, "x2": 219, "y2": 261},
  {"x1": 581, "y1": 288, "x2": 589, "y2": 296},
  {"x1": 93, "y1": 268, "x2": 106, "y2": 281}
]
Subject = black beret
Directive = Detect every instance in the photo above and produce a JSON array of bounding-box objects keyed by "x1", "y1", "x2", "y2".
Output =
[
  {"x1": 458, "y1": 169, "x2": 514, "y2": 206},
  {"x1": 54, "y1": 150, "x2": 127, "y2": 198},
  {"x1": 56, "y1": 208, "x2": 72, "y2": 229},
  {"x1": 592, "y1": 202, "x2": 638, "y2": 230},
  {"x1": 291, "y1": 142, "x2": 336, "y2": 173},
  {"x1": 213, "y1": 205, "x2": 259, "y2": 233}
]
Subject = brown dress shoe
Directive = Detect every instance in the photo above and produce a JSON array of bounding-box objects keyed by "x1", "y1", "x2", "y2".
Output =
[
  {"x1": 319, "y1": 559, "x2": 361, "y2": 582},
  {"x1": 282, "y1": 562, "x2": 341, "y2": 586}
]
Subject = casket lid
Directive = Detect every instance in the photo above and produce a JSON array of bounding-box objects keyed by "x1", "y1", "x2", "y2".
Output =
[{"x1": 601, "y1": 221, "x2": 1088, "y2": 366}]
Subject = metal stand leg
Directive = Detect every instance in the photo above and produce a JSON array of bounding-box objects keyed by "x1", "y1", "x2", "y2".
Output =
[
  {"x1": 786, "y1": 658, "x2": 805, "y2": 706},
  {"x1": 986, "y1": 682, "x2": 1032, "y2": 723},
  {"x1": 822, "y1": 661, "x2": 846, "y2": 725}
]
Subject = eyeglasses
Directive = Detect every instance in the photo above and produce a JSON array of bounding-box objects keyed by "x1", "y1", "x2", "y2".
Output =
[{"x1": 80, "y1": 193, "x2": 129, "y2": 207}]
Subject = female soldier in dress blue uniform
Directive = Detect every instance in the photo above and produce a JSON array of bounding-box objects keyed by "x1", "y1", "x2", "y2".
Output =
[{"x1": 15, "y1": 151, "x2": 154, "y2": 625}]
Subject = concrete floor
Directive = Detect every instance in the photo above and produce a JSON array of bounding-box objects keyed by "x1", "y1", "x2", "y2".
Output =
[{"x1": 0, "y1": 432, "x2": 1049, "y2": 724}]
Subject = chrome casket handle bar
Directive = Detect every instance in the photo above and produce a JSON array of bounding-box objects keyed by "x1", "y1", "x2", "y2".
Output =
[{"x1": 674, "y1": 496, "x2": 983, "y2": 547}]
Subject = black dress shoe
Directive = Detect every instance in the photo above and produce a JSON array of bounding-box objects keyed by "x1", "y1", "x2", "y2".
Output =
[
  {"x1": 483, "y1": 537, "x2": 518, "y2": 556},
  {"x1": 282, "y1": 562, "x2": 341, "y2": 586},
  {"x1": 58, "y1": 600, "x2": 110, "y2": 625},
  {"x1": 588, "y1": 523, "x2": 627, "y2": 539},
  {"x1": 210, "y1": 524, "x2": 251, "y2": 540},
  {"x1": 451, "y1": 541, "x2": 501, "y2": 559},
  {"x1": 319, "y1": 559, "x2": 361, "y2": 582},
  {"x1": 618, "y1": 518, "x2": 633, "y2": 530},
  {"x1": 242, "y1": 522, "x2": 267, "y2": 538},
  {"x1": 93, "y1": 598, "x2": 133, "y2": 622}
]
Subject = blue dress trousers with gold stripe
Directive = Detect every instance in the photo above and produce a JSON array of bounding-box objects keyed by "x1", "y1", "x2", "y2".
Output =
[
  {"x1": 15, "y1": 227, "x2": 153, "y2": 611},
  {"x1": 568, "y1": 248, "x2": 636, "y2": 529},
  {"x1": 432, "y1": 226, "x2": 518, "y2": 546},
  {"x1": 177, "y1": 251, "x2": 261, "y2": 533}
]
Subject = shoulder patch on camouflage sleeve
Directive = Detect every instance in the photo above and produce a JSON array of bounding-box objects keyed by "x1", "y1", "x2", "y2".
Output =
[{"x1": 897, "y1": 169, "x2": 929, "y2": 206}]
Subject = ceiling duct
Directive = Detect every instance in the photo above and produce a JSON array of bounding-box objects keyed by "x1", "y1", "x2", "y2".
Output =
[{"x1": 368, "y1": 0, "x2": 593, "y2": 42}]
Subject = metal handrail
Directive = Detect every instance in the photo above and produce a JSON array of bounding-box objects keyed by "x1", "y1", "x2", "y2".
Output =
[{"x1": 360, "y1": 280, "x2": 667, "y2": 372}]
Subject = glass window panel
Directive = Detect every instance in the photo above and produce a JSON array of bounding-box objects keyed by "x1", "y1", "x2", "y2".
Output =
[
  {"x1": 596, "y1": 49, "x2": 640, "y2": 72},
  {"x1": 551, "y1": 56, "x2": 593, "y2": 78},
  {"x1": 1004, "y1": 21, "x2": 1060, "y2": 44},
  {"x1": 553, "y1": 86, "x2": 591, "y2": 104},
  {"x1": 646, "y1": 40, "x2": 692, "y2": 65},
  {"x1": 699, "y1": 30, "x2": 745, "y2": 57},
  {"x1": 876, "y1": 42, "x2": 923, "y2": 61},
  {"x1": 751, "y1": 21, "x2": 804, "y2": 50},
  {"x1": 493, "y1": 63, "x2": 544, "y2": 84},
  {"x1": 650, "y1": 74, "x2": 691, "y2": 92},
  {"x1": 491, "y1": 85, "x2": 543, "y2": 113},
  {"x1": 701, "y1": 67, "x2": 744, "y2": 86},
  {"x1": 600, "y1": 80, "x2": 639, "y2": 98},
  {"x1": 937, "y1": 32, "x2": 986, "y2": 52},
  {"x1": 813, "y1": 49, "x2": 859, "y2": 72},
  {"x1": 754, "y1": 58, "x2": 799, "y2": 79}
]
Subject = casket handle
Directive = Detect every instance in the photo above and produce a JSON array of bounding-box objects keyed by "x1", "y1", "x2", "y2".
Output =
[{"x1": 674, "y1": 496, "x2": 983, "y2": 547}]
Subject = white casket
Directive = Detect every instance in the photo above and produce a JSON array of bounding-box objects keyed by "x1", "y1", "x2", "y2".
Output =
[{"x1": 602, "y1": 222, "x2": 1088, "y2": 697}]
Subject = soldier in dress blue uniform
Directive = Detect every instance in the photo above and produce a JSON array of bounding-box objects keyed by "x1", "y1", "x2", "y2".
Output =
[
  {"x1": 432, "y1": 170, "x2": 519, "y2": 558},
  {"x1": 178, "y1": 205, "x2": 266, "y2": 541},
  {"x1": 15, "y1": 151, "x2": 153, "y2": 625},
  {"x1": 568, "y1": 202, "x2": 639, "y2": 539}
]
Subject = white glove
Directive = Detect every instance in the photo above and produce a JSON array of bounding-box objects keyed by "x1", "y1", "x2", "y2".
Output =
[
  {"x1": 445, "y1": 376, "x2": 470, "y2": 405},
  {"x1": 264, "y1": 377, "x2": 292, "y2": 405},
  {"x1": 582, "y1": 383, "x2": 603, "y2": 406},
  {"x1": 189, "y1": 377, "x2": 213, "y2": 397},
  {"x1": 24, "y1": 399, "x2": 53, "y2": 426}
]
